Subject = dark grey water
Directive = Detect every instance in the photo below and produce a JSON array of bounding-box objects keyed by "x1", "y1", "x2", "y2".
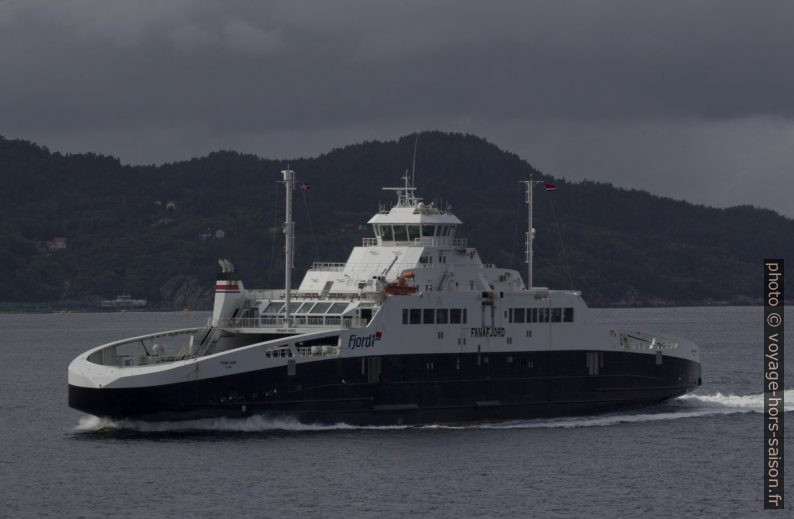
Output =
[{"x1": 0, "y1": 307, "x2": 790, "y2": 518}]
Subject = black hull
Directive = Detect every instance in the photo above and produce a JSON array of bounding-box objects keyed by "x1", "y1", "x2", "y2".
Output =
[{"x1": 69, "y1": 350, "x2": 702, "y2": 426}]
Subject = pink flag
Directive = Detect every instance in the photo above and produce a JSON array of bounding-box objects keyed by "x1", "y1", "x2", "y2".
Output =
[
  {"x1": 544, "y1": 183, "x2": 557, "y2": 191},
  {"x1": 299, "y1": 182, "x2": 310, "y2": 192}
]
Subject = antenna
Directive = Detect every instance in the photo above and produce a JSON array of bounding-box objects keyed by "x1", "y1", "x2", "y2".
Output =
[{"x1": 411, "y1": 132, "x2": 419, "y2": 187}]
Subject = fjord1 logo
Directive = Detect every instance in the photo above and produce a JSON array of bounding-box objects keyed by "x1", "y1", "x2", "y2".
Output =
[{"x1": 348, "y1": 331, "x2": 382, "y2": 349}]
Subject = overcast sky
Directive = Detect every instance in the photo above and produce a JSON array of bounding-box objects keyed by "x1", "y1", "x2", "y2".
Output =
[{"x1": 2, "y1": 0, "x2": 793, "y2": 216}]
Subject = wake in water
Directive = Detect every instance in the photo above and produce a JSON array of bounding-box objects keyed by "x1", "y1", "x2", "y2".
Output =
[
  {"x1": 72, "y1": 389, "x2": 793, "y2": 434},
  {"x1": 73, "y1": 414, "x2": 410, "y2": 434}
]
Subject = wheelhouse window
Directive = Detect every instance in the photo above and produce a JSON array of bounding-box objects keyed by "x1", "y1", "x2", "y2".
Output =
[
  {"x1": 450, "y1": 308, "x2": 462, "y2": 324},
  {"x1": 407, "y1": 225, "x2": 420, "y2": 241},
  {"x1": 437, "y1": 308, "x2": 448, "y2": 324},
  {"x1": 551, "y1": 308, "x2": 562, "y2": 322},
  {"x1": 402, "y1": 309, "x2": 409, "y2": 324},
  {"x1": 409, "y1": 308, "x2": 421, "y2": 324},
  {"x1": 563, "y1": 308, "x2": 574, "y2": 322},
  {"x1": 394, "y1": 225, "x2": 408, "y2": 242},
  {"x1": 421, "y1": 225, "x2": 435, "y2": 237},
  {"x1": 382, "y1": 225, "x2": 394, "y2": 241}
]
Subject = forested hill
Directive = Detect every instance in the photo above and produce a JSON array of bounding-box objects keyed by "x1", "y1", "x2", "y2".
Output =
[{"x1": 0, "y1": 131, "x2": 790, "y2": 308}]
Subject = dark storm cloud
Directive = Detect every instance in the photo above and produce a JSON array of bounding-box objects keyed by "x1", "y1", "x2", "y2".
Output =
[{"x1": 1, "y1": 0, "x2": 793, "y2": 215}]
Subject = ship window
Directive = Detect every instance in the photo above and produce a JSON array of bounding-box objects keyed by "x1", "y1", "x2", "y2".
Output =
[
  {"x1": 296, "y1": 302, "x2": 315, "y2": 314},
  {"x1": 551, "y1": 308, "x2": 562, "y2": 322},
  {"x1": 407, "y1": 225, "x2": 420, "y2": 241},
  {"x1": 423, "y1": 309, "x2": 435, "y2": 324},
  {"x1": 463, "y1": 308, "x2": 467, "y2": 323},
  {"x1": 563, "y1": 308, "x2": 574, "y2": 322},
  {"x1": 529, "y1": 308, "x2": 537, "y2": 323},
  {"x1": 514, "y1": 308, "x2": 525, "y2": 323},
  {"x1": 394, "y1": 225, "x2": 408, "y2": 241},
  {"x1": 382, "y1": 225, "x2": 394, "y2": 241},
  {"x1": 437, "y1": 308, "x2": 448, "y2": 324},
  {"x1": 402, "y1": 308, "x2": 409, "y2": 324},
  {"x1": 540, "y1": 308, "x2": 549, "y2": 322},
  {"x1": 287, "y1": 302, "x2": 302, "y2": 313},
  {"x1": 328, "y1": 302, "x2": 349, "y2": 314},
  {"x1": 421, "y1": 225, "x2": 435, "y2": 237},
  {"x1": 262, "y1": 302, "x2": 285, "y2": 315},
  {"x1": 309, "y1": 302, "x2": 332, "y2": 314},
  {"x1": 409, "y1": 308, "x2": 421, "y2": 324},
  {"x1": 450, "y1": 308, "x2": 462, "y2": 324}
]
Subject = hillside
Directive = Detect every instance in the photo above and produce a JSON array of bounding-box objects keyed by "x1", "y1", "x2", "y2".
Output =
[{"x1": 0, "y1": 131, "x2": 790, "y2": 308}]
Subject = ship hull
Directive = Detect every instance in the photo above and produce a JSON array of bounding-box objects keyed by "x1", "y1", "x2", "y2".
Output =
[{"x1": 69, "y1": 350, "x2": 702, "y2": 425}]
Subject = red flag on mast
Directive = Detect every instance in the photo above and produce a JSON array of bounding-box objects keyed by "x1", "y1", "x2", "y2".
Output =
[{"x1": 544, "y1": 183, "x2": 557, "y2": 191}]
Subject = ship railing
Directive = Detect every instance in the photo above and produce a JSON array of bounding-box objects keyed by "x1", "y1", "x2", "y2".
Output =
[
  {"x1": 309, "y1": 262, "x2": 346, "y2": 271},
  {"x1": 260, "y1": 337, "x2": 341, "y2": 359},
  {"x1": 619, "y1": 331, "x2": 679, "y2": 351},
  {"x1": 414, "y1": 236, "x2": 469, "y2": 249},
  {"x1": 222, "y1": 316, "x2": 367, "y2": 330},
  {"x1": 263, "y1": 345, "x2": 295, "y2": 358},
  {"x1": 362, "y1": 236, "x2": 468, "y2": 249},
  {"x1": 85, "y1": 327, "x2": 202, "y2": 367},
  {"x1": 244, "y1": 291, "x2": 383, "y2": 302},
  {"x1": 296, "y1": 345, "x2": 341, "y2": 357},
  {"x1": 411, "y1": 237, "x2": 455, "y2": 248}
]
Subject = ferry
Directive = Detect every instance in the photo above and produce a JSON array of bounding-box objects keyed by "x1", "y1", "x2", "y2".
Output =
[
  {"x1": 68, "y1": 170, "x2": 702, "y2": 424},
  {"x1": 99, "y1": 294, "x2": 147, "y2": 309}
]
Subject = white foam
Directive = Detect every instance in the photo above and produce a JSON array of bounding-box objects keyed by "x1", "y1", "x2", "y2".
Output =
[
  {"x1": 475, "y1": 389, "x2": 794, "y2": 430},
  {"x1": 678, "y1": 389, "x2": 794, "y2": 411},
  {"x1": 73, "y1": 413, "x2": 409, "y2": 433},
  {"x1": 72, "y1": 389, "x2": 792, "y2": 433}
]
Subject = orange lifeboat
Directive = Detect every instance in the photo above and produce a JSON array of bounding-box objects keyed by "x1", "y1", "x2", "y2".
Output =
[{"x1": 384, "y1": 272, "x2": 418, "y2": 296}]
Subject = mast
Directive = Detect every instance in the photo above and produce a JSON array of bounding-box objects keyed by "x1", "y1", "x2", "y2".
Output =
[
  {"x1": 281, "y1": 168, "x2": 295, "y2": 326},
  {"x1": 522, "y1": 177, "x2": 541, "y2": 289}
]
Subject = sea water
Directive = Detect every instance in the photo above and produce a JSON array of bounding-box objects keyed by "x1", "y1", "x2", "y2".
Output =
[{"x1": 0, "y1": 307, "x2": 789, "y2": 518}]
